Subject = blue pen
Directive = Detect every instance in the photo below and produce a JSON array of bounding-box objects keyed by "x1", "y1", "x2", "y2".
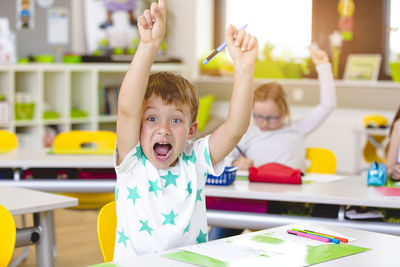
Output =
[{"x1": 202, "y1": 24, "x2": 249, "y2": 65}]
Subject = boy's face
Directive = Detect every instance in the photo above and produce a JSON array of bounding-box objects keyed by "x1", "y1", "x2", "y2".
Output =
[
  {"x1": 253, "y1": 100, "x2": 283, "y2": 131},
  {"x1": 140, "y1": 94, "x2": 198, "y2": 169}
]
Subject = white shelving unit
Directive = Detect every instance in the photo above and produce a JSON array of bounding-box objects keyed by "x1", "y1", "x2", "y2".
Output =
[{"x1": 0, "y1": 63, "x2": 188, "y2": 148}]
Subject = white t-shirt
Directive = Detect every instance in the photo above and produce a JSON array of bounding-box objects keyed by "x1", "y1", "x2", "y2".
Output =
[
  {"x1": 228, "y1": 63, "x2": 336, "y2": 170},
  {"x1": 113, "y1": 135, "x2": 225, "y2": 260}
]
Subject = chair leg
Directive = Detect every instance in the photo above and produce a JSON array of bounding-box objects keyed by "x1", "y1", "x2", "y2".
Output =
[{"x1": 10, "y1": 215, "x2": 29, "y2": 267}]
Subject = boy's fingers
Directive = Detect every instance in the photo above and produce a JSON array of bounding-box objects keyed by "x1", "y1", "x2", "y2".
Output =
[
  {"x1": 231, "y1": 25, "x2": 238, "y2": 39},
  {"x1": 150, "y1": 2, "x2": 158, "y2": 22},
  {"x1": 225, "y1": 24, "x2": 235, "y2": 45},
  {"x1": 234, "y1": 29, "x2": 246, "y2": 46},
  {"x1": 138, "y1": 14, "x2": 148, "y2": 29},
  {"x1": 158, "y1": 0, "x2": 167, "y2": 17},
  {"x1": 143, "y1": 9, "x2": 153, "y2": 28},
  {"x1": 247, "y1": 36, "x2": 257, "y2": 50},
  {"x1": 241, "y1": 34, "x2": 250, "y2": 51}
]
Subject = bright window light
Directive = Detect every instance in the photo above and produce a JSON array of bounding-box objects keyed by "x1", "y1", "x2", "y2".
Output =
[
  {"x1": 225, "y1": 0, "x2": 312, "y2": 60},
  {"x1": 389, "y1": 0, "x2": 400, "y2": 61}
]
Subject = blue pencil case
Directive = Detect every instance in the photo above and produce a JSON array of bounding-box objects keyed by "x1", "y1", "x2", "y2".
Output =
[
  {"x1": 367, "y1": 161, "x2": 387, "y2": 186},
  {"x1": 206, "y1": 166, "x2": 237, "y2": 186}
]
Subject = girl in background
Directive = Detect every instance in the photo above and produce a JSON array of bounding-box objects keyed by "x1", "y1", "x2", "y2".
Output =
[
  {"x1": 209, "y1": 47, "x2": 337, "y2": 240},
  {"x1": 386, "y1": 105, "x2": 400, "y2": 180}
]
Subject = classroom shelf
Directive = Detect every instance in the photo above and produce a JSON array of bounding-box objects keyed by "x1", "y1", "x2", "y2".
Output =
[{"x1": 0, "y1": 63, "x2": 188, "y2": 148}]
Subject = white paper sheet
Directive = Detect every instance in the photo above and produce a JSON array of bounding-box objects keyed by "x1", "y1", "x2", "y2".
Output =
[{"x1": 302, "y1": 174, "x2": 347, "y2": 183}]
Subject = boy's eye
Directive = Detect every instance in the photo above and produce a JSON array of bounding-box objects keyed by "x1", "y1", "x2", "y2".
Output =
[
  {"x1": 147, "y1": 116, "x2": 157, "y2": 122},
  {"x1": 171, "y1": 118, "x2": 181, "y2": 123}
]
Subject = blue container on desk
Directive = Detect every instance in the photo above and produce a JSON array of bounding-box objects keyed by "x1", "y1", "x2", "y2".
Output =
[{"x1": 206, "y1": 166, "x2": 237, "y2": 185}]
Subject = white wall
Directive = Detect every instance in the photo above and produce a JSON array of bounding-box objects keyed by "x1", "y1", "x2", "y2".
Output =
[{"x1": 166, "y1": 0, "x2": 213, "y2": 78}]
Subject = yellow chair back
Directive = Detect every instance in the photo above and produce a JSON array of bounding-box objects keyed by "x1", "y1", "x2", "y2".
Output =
[
  {"x1": 362, "y1": 114, "x2": 388, "y2": 164},
  {"x1": 53, "y1": 130, "x2": 116, "y2": 209},
  {"x1": 0, "y1": 130, "x2": 18, "y2": 153},
  {"x1": 53, "y1": 130, "x2": 116, "y2": 155},
  {"x1": 306, "y1": 147, "x2": 336, "y2": 174},
  {"x1": 0, "y1": 204, "x2": 16, "y2": 267},
  {"x1": 97, "y1": 201, "x2": 117, "y2": 262}
]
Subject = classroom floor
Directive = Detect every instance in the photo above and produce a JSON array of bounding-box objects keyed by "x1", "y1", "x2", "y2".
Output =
[{"x1": 11, "y1": 208, "x2": 103, "y2": 267}]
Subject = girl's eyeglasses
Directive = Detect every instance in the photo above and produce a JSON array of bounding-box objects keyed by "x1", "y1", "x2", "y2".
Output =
[{"x1": 253, "y1": 113, "x2": 281, "y2": 123}]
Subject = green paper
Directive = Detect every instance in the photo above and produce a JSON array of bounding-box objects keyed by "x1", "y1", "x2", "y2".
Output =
[
  {"x1": 164, "y1": 232, "x2": 370, "y2": 267},
  {"x1": 88, "y1": 263, "x2": 120, "y2": 267},
  {"x1": 306, "y1": 243, "x2": 369, "y2": 265}
]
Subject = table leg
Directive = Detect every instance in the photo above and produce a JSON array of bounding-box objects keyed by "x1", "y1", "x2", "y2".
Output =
[
  {"x1": 34, "y1": 211, "x2": 54, "y2": 267},
  {"x1": 338, "y1": 205, "x2": 345, "y2": 221}
]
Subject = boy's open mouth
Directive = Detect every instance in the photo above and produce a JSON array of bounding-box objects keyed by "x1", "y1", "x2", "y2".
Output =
[{"x1": 153, "y1": 142, "x2": 172, "y2": 161}]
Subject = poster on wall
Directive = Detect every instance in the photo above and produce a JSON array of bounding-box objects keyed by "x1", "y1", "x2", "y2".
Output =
[
  {"x1": 0, "y1": 18, "x2": 17, "y2": 63},
  {"x1": 47, "y1": 8, "x2": 69, "y2": 45},
  {"x1": 16, "y1": 0, "x2": 35, "y2": 30},
  {"x1": 343, "y1": 54, "x2": 382, "y2": 81}
]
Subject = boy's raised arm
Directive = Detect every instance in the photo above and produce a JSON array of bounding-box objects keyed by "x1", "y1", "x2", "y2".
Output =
[
  {"x1": 116, "y1": 0, "x2": 166, "y2": 164},
  {"x1": 209, "y1": 25, "x2": 258, "y2": 165}
]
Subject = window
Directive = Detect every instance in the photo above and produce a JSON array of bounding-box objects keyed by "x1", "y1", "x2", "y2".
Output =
[
  {"x1": 389, "y1": 0, "x2": 400, "y2": 62},
  {"x1": 224, "y1": 0, "x2": 312, "y2": 59}
]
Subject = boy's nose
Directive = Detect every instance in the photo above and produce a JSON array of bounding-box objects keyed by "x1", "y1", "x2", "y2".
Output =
[{"x1": 157, "y1": 122, "x2": 171, "y2": 136}]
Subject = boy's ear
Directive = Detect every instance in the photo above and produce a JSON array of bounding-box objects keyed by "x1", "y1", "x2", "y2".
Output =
[{"x1": 188, "y1": 121, "x2": 198, "y2": 139}]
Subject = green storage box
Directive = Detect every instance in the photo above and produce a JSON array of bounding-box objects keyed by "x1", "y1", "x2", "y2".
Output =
[
  {"x1": 15, "y1": 103, "x2": 35, "y2": 120},
  {"x1": 389, "y1": 62, "x2": 400, "y2": 82}
]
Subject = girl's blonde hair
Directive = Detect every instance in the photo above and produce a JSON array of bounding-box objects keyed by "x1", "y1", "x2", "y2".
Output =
[
  {"x1": 145, "y1": 72, "x2": 199, "y2": 123},
  {"x1": 253, "y1": 82, "x2": 289, "y2": 117}
]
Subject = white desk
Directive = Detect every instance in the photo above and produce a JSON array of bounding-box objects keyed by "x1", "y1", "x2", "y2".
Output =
[
  {"x1": 106, "y1": 223, "x2": 400, "y2": 267},
  {"x1": 0, "y1": 186, "x2": 78, "y2": 267},
  {"x1": 0, "y1": 149, "x2": 398, "y2": 235},
  {"x1": 0, "y1": 148, "x2": 113, "y2": 169},
  {"x1": 205, "y1": 176, "x2": 400, "y2": 235}
]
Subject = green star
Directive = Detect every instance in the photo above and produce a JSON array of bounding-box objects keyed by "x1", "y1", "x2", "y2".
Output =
[
  {"x1": 186, "y1": 181, "x2": 192, "y2": 197},
  {"x1": 182, "y1": 151, "x2": 196, "y2": 165},
  {"x1": 204, "y1": 148, "x2": 211, "y2": 166},
  {"x1": 162, "y1": 210, "x2": 178, "y2": 225},
  {"x1": 133, "y1": 146, "x2": 142, "y2": 160},
  {"x1": 133, "y1": 146, "x2": 146, "y2": 166},
  {"x1": 117, "y1": 229, "x2": 130, "y2": 247},
  {"x1": 160, "y1": 171, "x2": 179, "y2": 188},
  {"x1": 196, "y1": 188, "x2": 203, "y2": 202},
  {"x1": 139, "y1": 219, "x2": 153, "y2": 236},
  {"x1": 115, "y1": 188, "x2": 119, "y2": 201},
  {"x1": 141, "y1": 153, "x2": 147, "y2": 166},
  {"x1": 127, "y1": 186, "x2": 140, "y2": 205},
  {"x1": 196, "y1": 230, "x2": 207, "y2": 243},
  {"x1": 149, "y1": 179, "x2": 162, "y2": 197},
  {"x1": 183, "y1": 222, "x2": 190, "y2": 235}
]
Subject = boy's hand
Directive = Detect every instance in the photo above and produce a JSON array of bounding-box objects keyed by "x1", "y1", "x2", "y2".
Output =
[
  {"x1": 225, "y1": 25, "x2": 258, "y2": 67},
  {"x1": 137, "y1": 0, "x2": 166, "y2": 46},
  {"x1": 233, "y1": 157, "x2": 254, "y2": 171},
  {"x1": 310, "y1": 47, "x2": 329, "y2": 65}
]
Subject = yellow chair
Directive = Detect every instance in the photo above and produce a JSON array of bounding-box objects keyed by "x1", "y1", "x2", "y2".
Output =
[
  {"x1": 362, "y1": 114, "x2": 389, "y2": 164},
  {"x1": 97, "y1": 201, "x2": 116, "y2": 262},
  {"x1": 0, "y1": 130, "x2": 18, "y2": 153},
  {"x1": 53, "y1": 130, "x2": 116, "y2": 155},
  {"x1": 53, "y1": 130, "x2": 117, "y2": 209},
  {"x1": 305, "y1": 147, "x2": 336, "y2": 174},
  {"x1": 0, "y1": 204, "x2": 16, "y2": 267}
]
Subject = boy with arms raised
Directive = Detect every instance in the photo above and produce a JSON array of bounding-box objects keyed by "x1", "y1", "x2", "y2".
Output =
[{"x1": 114, "y1": 0, "x2": 258, "y2": 260}]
